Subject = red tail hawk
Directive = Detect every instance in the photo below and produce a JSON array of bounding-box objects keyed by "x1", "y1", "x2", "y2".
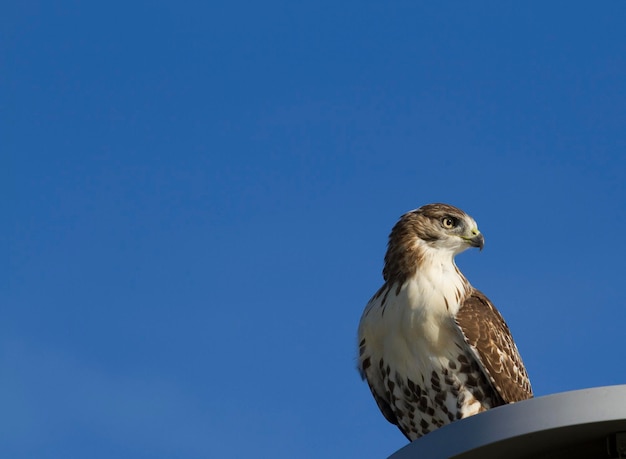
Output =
[{"x1": 357, "y1": 203, "x2": 532, "y2": 441}]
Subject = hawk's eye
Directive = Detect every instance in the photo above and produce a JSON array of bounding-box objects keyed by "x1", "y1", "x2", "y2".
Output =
[{"x1": 442, "y1": 217, "x2": 457, "y2": 229}]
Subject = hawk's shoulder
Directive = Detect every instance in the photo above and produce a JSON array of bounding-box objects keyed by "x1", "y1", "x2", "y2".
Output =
[{"x1": 455, "y1": 289, "x2": 533, "y2": 403}]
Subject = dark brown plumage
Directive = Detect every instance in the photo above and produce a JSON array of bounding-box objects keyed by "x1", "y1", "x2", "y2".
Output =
[{"x1": 455, "y1": 290, "x2": 533, "y2": 403}]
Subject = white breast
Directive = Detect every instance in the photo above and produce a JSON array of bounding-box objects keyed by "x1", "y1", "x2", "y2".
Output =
[
  {"x1": 360, "y1": 245, "x2": 470, "y2": 361},
  {"x1": 357, "y1": 248, "x2": 485, "y2": 436},
  {"x1": 360, "y1": 272, "x2": 467, "y2": 385}
]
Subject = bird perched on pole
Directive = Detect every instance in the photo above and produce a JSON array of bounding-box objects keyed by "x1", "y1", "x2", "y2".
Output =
[{"x1": 357, "y1": 203, "x2": 532, "y2": 441}]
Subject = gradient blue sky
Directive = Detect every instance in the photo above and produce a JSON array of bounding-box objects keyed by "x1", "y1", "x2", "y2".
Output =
[{"x1": 3, "y1": 2, "x2": 626, "y2": 458}]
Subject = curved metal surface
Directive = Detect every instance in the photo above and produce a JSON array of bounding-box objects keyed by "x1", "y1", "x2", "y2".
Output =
[{"x1": 388, "y1": 385, "x2": 626, "y2": 459}]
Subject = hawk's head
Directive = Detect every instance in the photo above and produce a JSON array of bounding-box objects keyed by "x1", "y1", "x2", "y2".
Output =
[{"x1": 383, "y1": 203, "x2": 484, "y2": 283}]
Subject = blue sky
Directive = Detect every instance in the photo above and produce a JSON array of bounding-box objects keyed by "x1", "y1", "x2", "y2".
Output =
[{"x1": 3, "y1": 2, "x2": 626, "y2": 458}]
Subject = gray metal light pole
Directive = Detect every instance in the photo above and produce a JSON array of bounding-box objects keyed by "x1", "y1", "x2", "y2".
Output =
[{"x1": 389, "y1": 385, "x2": 626, "y2": 459}]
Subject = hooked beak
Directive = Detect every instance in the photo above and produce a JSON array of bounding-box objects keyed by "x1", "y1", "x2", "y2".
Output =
[{"x1": 464, "y1": 231, "x2": 484, "y2": 251}]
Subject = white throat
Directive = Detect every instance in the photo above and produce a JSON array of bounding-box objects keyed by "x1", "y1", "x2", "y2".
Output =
[{"x1": 403, "y1": 242, "x2": 470, "y2": 318}]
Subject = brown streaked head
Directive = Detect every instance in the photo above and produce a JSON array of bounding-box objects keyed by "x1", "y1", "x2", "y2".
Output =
[{"x1": 382, "y1": 203, "x2": 484, "y2": 283}]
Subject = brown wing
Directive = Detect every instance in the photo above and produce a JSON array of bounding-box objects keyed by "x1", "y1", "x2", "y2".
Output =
[{"x1": 455, "y1": 289, "x2": 533, "y2": 403}]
